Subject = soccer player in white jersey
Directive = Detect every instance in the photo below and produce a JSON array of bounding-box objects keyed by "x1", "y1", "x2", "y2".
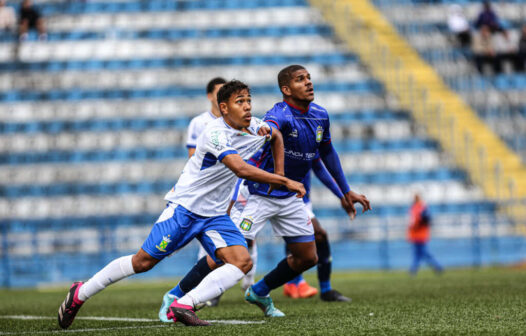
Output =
[
  {"x1": 57, "y1": 80, "x2": 305, "y2": 328},
  {"x1": 186, "y1": 77, "x2": 226, "y2": 157}
]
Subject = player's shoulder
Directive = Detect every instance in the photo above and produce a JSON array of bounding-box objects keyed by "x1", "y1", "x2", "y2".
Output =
[
  {"x1": 191, "y1": 111, "x2": 215, "y2": 124},
  {"x1": 309, "y1": 103, "x2": 329, "y2": 117},
  {"x1": 267, "y1": 101, "x2": 289, "y2": 115}
]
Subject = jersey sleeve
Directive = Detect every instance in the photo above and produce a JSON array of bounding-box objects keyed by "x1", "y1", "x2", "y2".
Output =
[
  {"x1": 201, "y1": 128, "x2": 238, "y2": 162},
  {"x1": 186, "y1": 117, "x2": 200, "y2": 148},
  {"x1": 264, "y1": 107, "x2": 287, "y2": 131},
  {"x1": 321, "y1": 117, "x2": 331, "y2": 145}
]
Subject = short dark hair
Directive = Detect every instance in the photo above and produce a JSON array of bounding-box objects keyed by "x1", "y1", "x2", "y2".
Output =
[
  {"x1": 217, "y1": 80, "x2": 250, "y2": 108},
  {"x1": 277, "y1": 65, "x2": 305, "y2": 94},
  {"x1": 206, "y1": 77, "x2": 227, "y2": 94}
]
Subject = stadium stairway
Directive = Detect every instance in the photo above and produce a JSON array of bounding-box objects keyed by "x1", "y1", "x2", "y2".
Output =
[
  {"x1": 0, "y1": 0, "x2": 521, "y2": 286},
  {"x1": 309, "y1": 0, "x2": 526, "y2": 223}
]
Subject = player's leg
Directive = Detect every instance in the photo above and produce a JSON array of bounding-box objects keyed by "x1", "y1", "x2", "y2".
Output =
[
  {"x1": 421, "y1": 243, "x2": 443, "y2": 274},
  {"x1": 168, "y1": 215, "x2": 251, "y2": 326},
  {"x1": 313, "y1": 218, "x2": 351, "y2": 302},
  {"x1": 246, "y1": 196, "x2": 317, "y2": 317},
  {"x1": 409, "y1": 242, "x2": 424, "y2": 275},
  {"x1": 241, "y1": 238, "x2": 258, "y2": 291},
  {"x1": 158, "y1": 254, "x2": 218, "y2": 322},
  {"x1": 57, "y1": 203, "x2": 199, "y2": 329}
]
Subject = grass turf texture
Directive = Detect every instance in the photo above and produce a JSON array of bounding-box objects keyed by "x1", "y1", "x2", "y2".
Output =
[{"x1": 1, "y1": 268, "x2": 525, "y2": 335}]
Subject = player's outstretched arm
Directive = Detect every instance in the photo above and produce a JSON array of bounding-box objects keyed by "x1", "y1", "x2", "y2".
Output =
[
  {"x1": 222, "y1": 153, "x2": 305, "y2": 198},
  {"x1": 319, "y1": 142, "x2": 372, "y2": 219}
]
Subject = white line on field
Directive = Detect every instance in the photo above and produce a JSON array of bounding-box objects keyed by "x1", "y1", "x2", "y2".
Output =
[
  {"x1": 0, "y1": 315, "x2": 266, "y2": 333},
  {"x1": 0, "y1": 325, "x2": 169, "y2": 335}
]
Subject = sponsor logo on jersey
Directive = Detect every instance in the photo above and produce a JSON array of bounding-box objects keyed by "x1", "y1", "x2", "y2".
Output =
[
  {"x1": 289, "y1": 129, "x2": 298, "y2": 137},
  {"x1": 239, "y1": 217, "x2": 253, "y2": 231},
  {"x1": 316, "y1": 126, "x2": 323, "y2": 143},
  {"x1": 156, "y1": 235, "x2": 172, "y2": 252}
]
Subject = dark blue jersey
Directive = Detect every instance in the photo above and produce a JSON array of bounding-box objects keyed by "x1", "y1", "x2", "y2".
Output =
[{"x1": 247, "y1": 101, "x2": 331, "y2": 198}]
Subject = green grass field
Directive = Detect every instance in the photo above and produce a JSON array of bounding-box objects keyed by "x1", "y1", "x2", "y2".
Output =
[{"x1": 1, "y1": 268, "x2": 525, "y2": 335}]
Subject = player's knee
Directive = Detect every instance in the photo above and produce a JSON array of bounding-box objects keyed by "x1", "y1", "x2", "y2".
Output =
[
  {"x1": 231, "y1": 256, "x2": 253, "y2": 274},
  {"x1": 131, "y1": 255, "x2": 156, "y2": 273},
  {"x1": 298, "y1": 253, "x2": 318, "y2": 269}
]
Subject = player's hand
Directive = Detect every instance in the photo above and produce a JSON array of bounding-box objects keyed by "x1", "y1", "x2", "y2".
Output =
[
  {"x1": 342, "y1": 190, "x2": 371, "y2": 220},
  {"x1": 257, "y1": 125, "x2": 271, "y2": 139},
  {"x1": 284, "y1": 179, "x2": 306, "y2": 198}
]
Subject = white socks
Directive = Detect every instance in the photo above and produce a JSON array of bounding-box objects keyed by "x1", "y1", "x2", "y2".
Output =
[
  {"x1": 78, "y1": 255, "x2": 135, "y2": 301},
  {"x1": 241, "y1": 242, "x2": 258, "y2": 290},
  {"x1": 177, "y1": 263, "x2": 244, "y2": 307}
]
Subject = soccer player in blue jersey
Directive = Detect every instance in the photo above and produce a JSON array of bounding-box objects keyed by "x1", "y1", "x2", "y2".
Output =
[
  {"x1": 282, "y1": 159, "x2": 352, "y2": 302},
  {"x1": 57, "y1": 80, "x2": 305, "y2": 328},
  {"x1": 240, "y1": 65, "x2": 371, "y2": 316}
]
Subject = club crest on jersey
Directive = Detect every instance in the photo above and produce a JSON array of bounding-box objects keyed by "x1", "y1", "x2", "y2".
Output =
[
  {"x1": 316, "y1": 126, "x2": 323, "y2": 143},
  {"x1": 239, "y1": 217, "x2": 253, "y2": 231},
  {"x1": 156, "y1": 235, "x2": 171, "y2": 252}
]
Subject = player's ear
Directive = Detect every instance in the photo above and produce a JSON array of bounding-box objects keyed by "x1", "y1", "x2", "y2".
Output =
[
  {"x1": 207, "y1": 92, "x2": 214, "y2": 102},
  {"x1": 281, "y1": 85, "x2": 291, "y2": 96},
  {"x1": 219, "y1": 102, "x2": 228, "y2": 116}
]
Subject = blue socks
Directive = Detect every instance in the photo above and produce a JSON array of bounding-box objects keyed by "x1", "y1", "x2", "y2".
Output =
[
  {"x1": 169, "y1": 256, "x2": 212, "y2": 297},
  {"x1": 316, "y1": 240, "x2": 332, "y2": 293},
  {"x1": 287, "y1": 274, "x2": 303, "y2": 285},
  {"x1": 252, "y1": 258, "x2": 300, "y2": 297}
]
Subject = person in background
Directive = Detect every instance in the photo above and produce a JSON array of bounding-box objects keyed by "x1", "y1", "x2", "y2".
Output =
[
  {"x1": 517, "y1": 24, "x2": 526, "y2": 72},
  {"x1": 494, "y1": 29, "x2": 519, "y2": 73},
  {"x1": 472, "y1": 24, "x2": 498, "y2": 74},
  {"x1": 447, "y1": 4, "x2": 471, "y2": 48},
  {"x1": 18, "y1": 0, "x2": 46, "y2": 41},
  {"x1": 0, "y1": 0, "x2": 16, "y2": 32},
  {"x1": 474, "y1": 1, "x2": 502, "y2": 33},
  {"x1": 407, "y1": 193, "x2": 443, "y2": 275}
]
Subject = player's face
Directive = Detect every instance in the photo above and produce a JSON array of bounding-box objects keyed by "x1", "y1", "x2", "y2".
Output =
[
  {"x1": 221, "y1": 89, "x2": 252, "y2": 130},
  {"x1": 208, "y1": 83, "x2": 225, "y2": 109},
  {"x1": 285, "y1": 69, "x2": 314, "y2": 103}
]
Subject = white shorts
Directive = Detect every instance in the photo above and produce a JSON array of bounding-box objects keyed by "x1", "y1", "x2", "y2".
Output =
[
  {"x1": 236, "y1": 193, "x2": 314, "y2": 241},
  {"x1": 304, "y1": 201, "x2": 316, "y2": 219}
]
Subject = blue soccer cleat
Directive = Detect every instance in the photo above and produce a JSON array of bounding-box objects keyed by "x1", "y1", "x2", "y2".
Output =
[
  {"x1": 159, "y1": 291, "x2": 177, "y2": 323},
  {"x1": 244, "y1": 286, "x2": 285, "y2": 317}
]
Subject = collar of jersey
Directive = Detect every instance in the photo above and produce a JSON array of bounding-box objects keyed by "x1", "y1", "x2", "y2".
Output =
[{"x1": 284, "y1": 101, "x2": 310, "y2": 114}]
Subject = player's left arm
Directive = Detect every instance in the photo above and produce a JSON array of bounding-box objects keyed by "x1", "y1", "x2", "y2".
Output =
[
  {"x1": 312, "y1": 158, "x2": 343, "y2": 199},
  {"x1": 318, "y1": 122, "x2": 371, "y2": 219}
]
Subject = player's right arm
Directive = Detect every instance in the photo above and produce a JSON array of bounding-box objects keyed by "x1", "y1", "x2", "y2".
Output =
[
  {"x1": 222, "y1": 154, "x2": 305, "y2": 198},
  {"x1": 186, "y1": 117, "x2": 199, "y2": 158}
]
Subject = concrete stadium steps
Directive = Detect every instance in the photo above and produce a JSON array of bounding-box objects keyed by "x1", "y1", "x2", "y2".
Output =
[
  {"x1": 0, "y1": 120, "x2": 412, "y2": 154},
  {"x1": 0, "y1": 94, "x2": 388, "y2": 122},
  {"x1": 374, "y1": 1, "x2": 526, "y2": 25},
  {"x1": 0, "y1": 63, "x2": 368, "y2": 91},
  {"x1": 1, "y1": 169, "x2": 469, "y2": 199},
  {"x1": 45, "y1": 7, "x2": 321, "y2": 32},
  {"x1": 0, "y1": 138, "x2": 438, "y2": 165},
  {"x1": 0, "y1": 150, "x2": 448, "y2": 185},
  {"x1": 5, "y1": 35, "x2": 346, "y2": 62},
  {"x1": 0, "y1": 80, "x2": 383, "y2": 102}
]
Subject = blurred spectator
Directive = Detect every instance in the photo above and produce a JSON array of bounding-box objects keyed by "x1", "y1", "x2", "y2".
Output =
[
  {"x1": 472, "y1": 25, "x2": 498, "y2": 74},
  {"x1": 407, "y1": 193, "x2": 443, "y2": 276},
  {"x1": 0, "y1": 0, "x2": 16, "y2": 32},
  {"x1": 518, "y1": 25, "x2": 526, "y2": 72},
  {"x1": 474, "y1": 1, "x2": 502, "y2": 33},
  {"x1": 494, "y1": 29, "x2": 519, "y2": 73},
  {"x1": 447, "y1": 4, "x2": 471, "y2": 48},
  {"x1": 18, "y1": 0, "x2": 46, "y2": 41}
]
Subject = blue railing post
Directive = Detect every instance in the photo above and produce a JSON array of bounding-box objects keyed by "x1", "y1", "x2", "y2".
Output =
[
  {"x1": 380, "y1": 216, "x2": 390, "y2": 270},
  {"x1": 471, "y1": 214, "x2": 481, "y2": 268},
  {"x1": 1, "y1": 222, "x2": 10, "y2": 288}
]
